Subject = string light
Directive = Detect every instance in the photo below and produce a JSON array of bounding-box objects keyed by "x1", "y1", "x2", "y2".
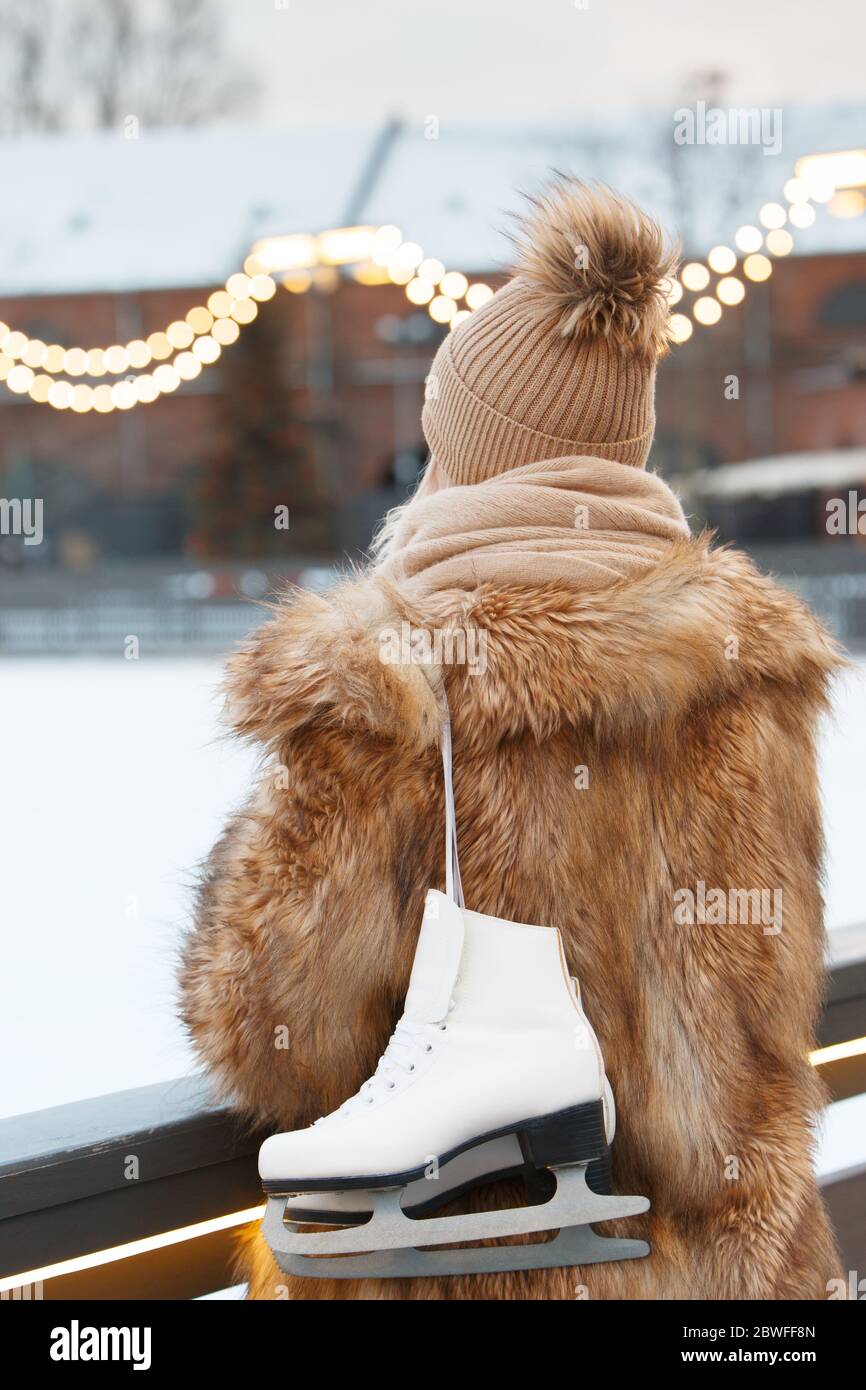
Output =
[
  {"x1": 406, "y1": 277, "x2": 435, "y2": 305},
  {"x1": 693, "y1": 296, "x2": 722, "y2": 326},
  {"x1": 681, "y1": 262, "x2": 710, "y2": 291},
  {"x1": 707, "y1": 246, "x2": 736, "y2": 274},
  {"x1": 743, "y1": 253, "x2": 773, "y2": 282},
  {"x1": 668, "y1": 313, "x2": 693, "y2": 344},
  {"x1": 465, "y1": 282, "x2": 494, "y2": 310},
  {"x1": 0, "y1": 272, "x2": 272, "y2": 410},
  {"x1": 716, "y1": 276, "x2": 745, "y2": 306},
  {"x1": 662, "y1": 147, "x2": 863, "y2": 343},
  {"x1": 758, "y1": 202, "x2": 787, "y2": 229},
  {"x1": 439, "y1": 271, "x2": 469, "y2": 300},
  {"x1": 5, "y1": 158, "x2": 863, "y2": 405},
  {"x1": 735, "y1": 225, "x2": 763, "y2": 254},
  {"x1": 788, "y1": 202, "x2": 816, "y2": 228},
  {"x1": 418, "y1": 258, "x2": 445, "y2": 284},
  {"x1": 429, "y1": 295, "x2": 458, "y2": 324},
  {"x1": 766, "y1": 228, "x2": 794, "y2": 256}
]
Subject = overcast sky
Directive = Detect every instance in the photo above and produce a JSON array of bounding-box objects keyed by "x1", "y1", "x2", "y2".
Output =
[{"x1": 221, "y1": 0, "x2": 865, "y2": 127}]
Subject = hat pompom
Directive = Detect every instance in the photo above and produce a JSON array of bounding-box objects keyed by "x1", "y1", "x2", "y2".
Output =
[{"x1": 513, "y1": 178, "x2": 679, "y2": 361}]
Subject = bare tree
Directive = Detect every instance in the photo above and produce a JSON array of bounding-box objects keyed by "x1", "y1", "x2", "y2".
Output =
[{"x1": 0, "y1": 0, "x2": 254, "y2": 135}]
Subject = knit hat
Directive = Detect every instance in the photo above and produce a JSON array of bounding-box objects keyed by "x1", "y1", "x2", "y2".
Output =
[{"x1": 421, "y1": 180, "x2": 678, "y2": 486}]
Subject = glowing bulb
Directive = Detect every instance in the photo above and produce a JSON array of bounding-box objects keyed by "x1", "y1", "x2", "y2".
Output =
[
  {"x1": 743, "y1": 253, "x2": 772, "y2": 282},
  {"x1": 212, "y1": 317, "x2": 240, "y2": 346},
  {"x1": 126, "y1": 340, "x2": 151, "y2": 369},
  {"x1": 788, "y1": 202, "x2": 816, "y2": 228},
  {"x1": 44, "y1": 345, "x2": 66, "y2": 373},
  {"x1": 6, "y1": 364, "x2": 34, "y2": 393},
  {"x1": 450, "y1": 310, "x2": 471, "y2": 329},
  {"x1": 716, "y1": 276, "x2": 745, "y2": 305},
  {"x1": 439, "y1": 271, "x2": 468, "y2": 300},
  {"x1": 192, "y1": 335, "x2": 221, "y2": 363},
  {"x1": 22, "y1": 339, "x2": 47, "y2": 368},
  {"x1": 63, "y1": 347, "x2": 86, "y2": 375},
  {"x1": 207, "y1": 291, "x2": 234, "y2": 317},
  {"x1": 230, "y1": 298, "x2": 257, "y2": 324},
  {"x1": 759, "y1": 202, "x2": 787, "y2": 229},
  {"x1": 186, "y1": 307, "x2": 213, "y2": 335},
  {"x1": 153, "y1": 364, "x2": 180, "y2": 393},
  {"x1": 387, "y1": 263, "x2": 414, "y2": 286},
  {"x1": 668, "y1": 313, "x2": 693, "y2": 344},
  {"x1": 664, "y1": 279, "x2": 683, "y2": 306},
  {"x1": 4, "y1": 331, "x2": 28, "y2": 359},
  {"x1": 735, "y1": 225, "x2": 763, "y2": 254},
  {"x1": 48, "y1": 380, "x2": 73, "y2": 409},
  {"x1": 133, "y1": 375, "x2": 159, "y2": 404},
  {"x1": 784, "y1": 177, "x2": 808, "y2": 204},
  {"x1": 146, "y1": 332, "x2": 172, "y2": 360},
  {"x1": 244, "y1": 254, "x2": 265, "y2": 277},
  {"x1": 111, "y1": 381, "x2": 136, "y2": 410},
  {"x1": 28, "y1": 373, "x2": 52, "y2": 403},
  {"x1": 0, "y1": 352, "x2": 11, "y2": 380},
  {"x1": 766, "y1": 229, "x2": 794, "y2": 256},
  {"x1": 693, "y1": 296, "x2": 722, "y2": 325},
  {"x1": 92, "y1": 384, "x2": 114, "y2": 413},
  {"x1": 374, "y1": 225, "x2": 402, "y2": 247},
  {"x1": 465, "y1": 282, "x2": 494, "y2": 310},
  {"x1": 406, "y1": 277, "x2": 435, "y2": 305},
  {"x1": 707, "y1": 246, "x2": 737, "y2": 274},
  {"x1": 804, "y1": 178, "x2": 835, "y2": 204},
  {"x1": 104, "y1": 345, "x2": 129, "y2": 373},
  {"x1": 681, "y1": 262, "x2": 710, "y2": 291},
  {"x1": 71, "y1": 384, "x2": 94, "y2": 413},
  {"x1": 418, "y1": 258, "x2": 445, "y2": 285},
  {"x1": 167, "y1": 321, "x2": 194, "y2": 350},
  {"x1": 429, "y1": 295, "x2": 457, "y2": 324},
  {"x1": 226, "y1": 273, "x2": 252, "y2": 299},
  {"x1": 249, "y1": 274, "x2": 276, "y2": 301},
  {"x1": 174, "y1": 352, "x2": 202, "y2": 381}
]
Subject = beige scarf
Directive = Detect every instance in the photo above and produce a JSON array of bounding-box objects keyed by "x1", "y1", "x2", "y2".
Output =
[{"x1": 376, "y1": 456, "x2": 690, "y2": 598}]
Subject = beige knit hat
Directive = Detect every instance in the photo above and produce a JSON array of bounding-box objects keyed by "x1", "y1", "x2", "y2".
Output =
[{"x1": 422, "y1": 180, "x2": 678, "y2": 486}]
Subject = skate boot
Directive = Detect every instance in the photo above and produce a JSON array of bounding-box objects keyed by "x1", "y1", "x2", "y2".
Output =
[{"x1": 259, "y1": 715, "x2": 650, "y2": 1279}]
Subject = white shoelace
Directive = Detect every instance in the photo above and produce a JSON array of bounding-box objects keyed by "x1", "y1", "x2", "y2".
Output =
[{"x1": 317, "y1": 1019, "x2": 440, "y2": 1121}]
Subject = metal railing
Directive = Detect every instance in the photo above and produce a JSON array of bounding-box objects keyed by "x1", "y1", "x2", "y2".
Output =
[{"x1": 2, "y1": 949, "x2": 864, "y2": 1300}]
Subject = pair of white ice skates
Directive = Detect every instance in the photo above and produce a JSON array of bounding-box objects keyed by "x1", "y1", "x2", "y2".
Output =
[{"x1": 260, "y1": 716, "x2": 650, "y2": 1279}]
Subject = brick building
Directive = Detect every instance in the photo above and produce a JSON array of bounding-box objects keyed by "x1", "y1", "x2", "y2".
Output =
[{"x1": 1, "y1": 115, "x2": 865, "y2": 569}]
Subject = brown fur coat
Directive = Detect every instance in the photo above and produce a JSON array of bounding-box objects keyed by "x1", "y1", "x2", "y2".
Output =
[{"x1": 180, "y1": 534, "x2": 845, "y2": 1300}]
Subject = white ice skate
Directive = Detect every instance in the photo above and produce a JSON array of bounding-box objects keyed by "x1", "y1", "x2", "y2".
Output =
[{"x1": 259, "y1": 715, "x2": 650, "y2": 1279}]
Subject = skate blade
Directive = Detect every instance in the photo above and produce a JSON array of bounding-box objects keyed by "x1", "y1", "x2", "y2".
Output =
[{"x1": 262, "y1": 1163, "x2": 650, "y2": 1279}]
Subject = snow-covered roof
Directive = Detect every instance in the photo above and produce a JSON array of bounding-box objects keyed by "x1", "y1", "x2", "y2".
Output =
[
  {"x1": 1, "y1": 125, "x2": 378, "y2": 296},
  {"x1": 355, "y1": 104, "x2": 866, "y2": 271},
  {"x1": 1, "y1": 104, "x2": 864, "y2": 298}
]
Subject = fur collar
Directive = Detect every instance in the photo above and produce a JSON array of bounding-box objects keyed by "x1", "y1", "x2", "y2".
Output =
[{"x1": 225, "y1": 535, "x2": 844, "y2": 753}]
